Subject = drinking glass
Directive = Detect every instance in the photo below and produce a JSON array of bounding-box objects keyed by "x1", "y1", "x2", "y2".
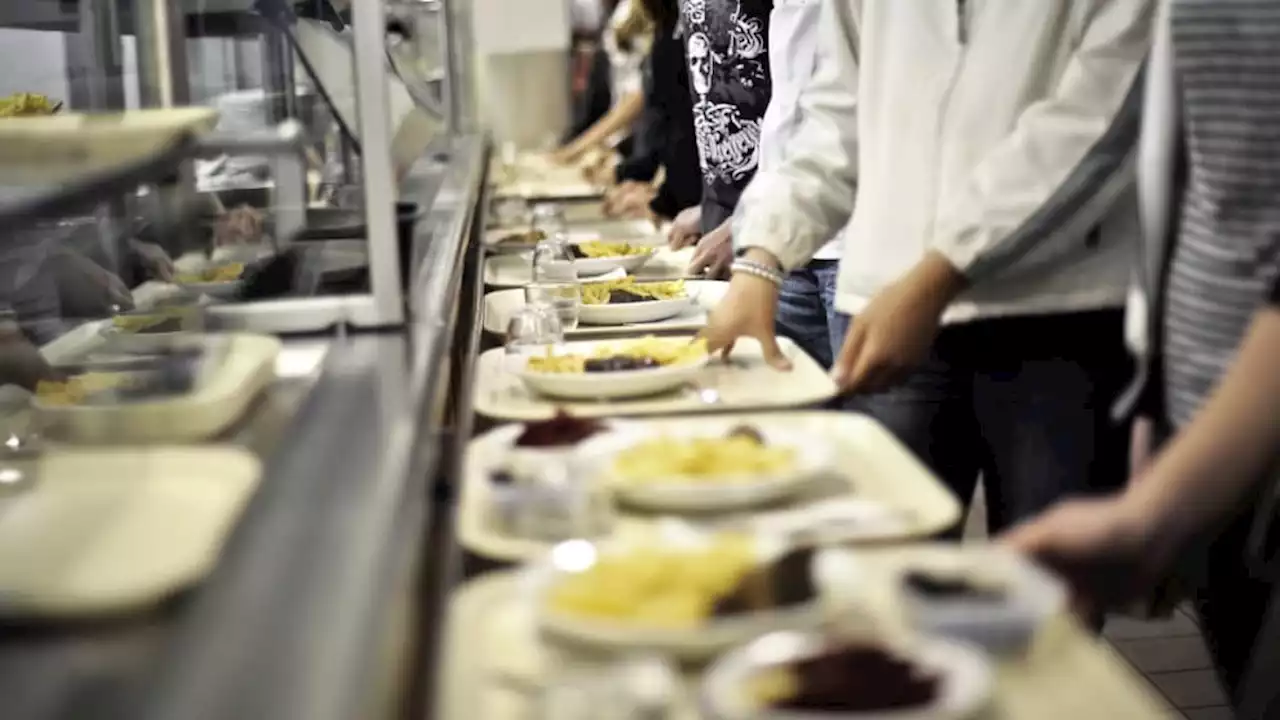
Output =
[
  {"x1": 492, "y1": 196, "x2": 530, "y2": 228},
  {"x1": 525, "y1": 281, "x2": 581, "y2": 332},
  {"x1": 503, "y1": 305, "x2": 564, "y2": 373},
  {"x1": 531, "y1": 235, "x2": 578, "y2": 284},
  {"x1": 531, "y1": 203, "x2": 567, "y2": 238}
]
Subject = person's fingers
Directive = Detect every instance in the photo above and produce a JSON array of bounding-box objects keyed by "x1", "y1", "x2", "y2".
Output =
[
  {"x1": 707, "y1": 250, "x2": 732, "y2": 279},
  {"x1": 830, "y1": 323, "x2": 866, "y2": 390},
  {"x1": 759, "y1": 332, "x2": 793, "y2": 371}
]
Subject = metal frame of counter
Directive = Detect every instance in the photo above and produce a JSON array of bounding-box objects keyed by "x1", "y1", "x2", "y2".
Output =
[{"x1": 0, "y1": 134, "x2": 487, "y2": 720}]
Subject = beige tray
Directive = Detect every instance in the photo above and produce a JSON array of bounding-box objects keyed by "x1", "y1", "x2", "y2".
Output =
[
  {"x1": 488, "y1": 200, "x2": 613, "y2": 229},
  {"x1": 473, "y1": 336, "x2": 837, "y2": 421},
  {"x1": 458, "y1": 412, "x2": 962, "y2": 563},
  {"x1": 483, "y1": 280, "x2": 729, "y2": 338},
  {"x1": 437, "y1": 566, "x2": 1170, "y2": 720},
  {"x1": 484, "y1": 247, "x2": 701, "y2": 288},
  {"x1": 0, "y1": 108, "x2": 219, "y2": 183},
  {"x1": 483, "y1": 219, "x2": 660, "y2": 253},
  {"x1": 0, "y1": 446, "x2": 260, "y2": 619},
  {"x1": 35, "y1": 333, "x2": 281, "y2": 444}
]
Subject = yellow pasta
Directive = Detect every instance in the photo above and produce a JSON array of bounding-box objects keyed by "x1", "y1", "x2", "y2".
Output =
[
  {"x1": 176, "y1": 262, "x2": 244, "y2": 284},
  {"x1": 575, "y1": 241, "x2": 652, "y2": 258},
  {"x1": 36, "y1": 373, "x2": 127, "y2": 406},
  {"x1": 525, "y1": 336, "x2": 707, "y2": 374},
  {"x1": 612, "y1": 435, "x2": 797, "y2": 483},
  {"x1": 547, "y1": 536, "x2": 758, "y2": 629},
  {"x1": 580, "y1": 278, "x2": 686, "y2": 305}
]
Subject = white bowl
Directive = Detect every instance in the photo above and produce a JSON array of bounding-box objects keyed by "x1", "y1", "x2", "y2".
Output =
[
  {"x1": 700, "y1": 631, "x2": 994, "y2": 720},
  {"x1": 516, "y1": 354, "x2": 708, "y2": 401},
  {"x1": 898, "y1": 545, "x2": 1067, "y2": 655},
  {"x1": 579, "y1": 427, "x2": 835, "y2": 513},
  {"x1": 578, "y1": 296, "x2": 694, "y2": 326},
  {"x1": 572, "y1": 250, "x2": 656, "y2": 277},
  {"x1": 535, "y1": 533, "x2": 824, "y2": 660}
]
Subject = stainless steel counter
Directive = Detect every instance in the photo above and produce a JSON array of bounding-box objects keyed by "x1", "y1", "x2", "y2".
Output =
[{"x1": 0, "y1": 134, "x2": 488, "y2": 720}]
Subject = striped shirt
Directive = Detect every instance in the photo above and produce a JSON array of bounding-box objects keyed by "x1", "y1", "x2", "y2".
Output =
[{"x1": 1164, "y1": 0, "x2": 1280, "y2": 428}]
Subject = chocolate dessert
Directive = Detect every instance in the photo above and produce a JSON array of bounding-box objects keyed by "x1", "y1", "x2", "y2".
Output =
[
  {"x1": 584, "y1": 355, "x2": 662, "y2": 372},
  {"x1": 904, "y1": 571, "x2": 1005, "y2": 601},
  {"x1": 499, "y1": 229, "x2": 546, "y2": 246},
  {"x1": 772, "y1": 646, "x2": 939, "y2": 712},
  {"x1": 514, "y1": 411, "x2": 607, "y2": 447},
  {"x1": 568, "y1": 244, "x2": 589, "y2": 259},
  {"x1": 712, "y1": 546, "x2": 817, "y2": 617}
]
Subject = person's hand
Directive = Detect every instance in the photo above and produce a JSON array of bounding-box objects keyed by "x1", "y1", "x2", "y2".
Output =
[
  {"x1": 130, "y1": 240, "x2": 175, "y2": 282},
  {"x1": 688, "y1": 221, "x2": 734, "y2": 279},
  {"x1": 0, "y1": 328, "x2": 59, "y2": 391},
  {"x1": 605, "y1": 183, "x2": 657, "y2": 220},
  {"x1": 550, "y1": 144, "x2": 585, "y2": 166},
  {"x1": 701, "y1": 249, "x2": 792, "y2": 370},
  {"x1": 583, "y1": 152, "x2": 619, "y2": 186},
  {"x1": 668, "y1": 206, "x2": 702, "y2": 249},
  {"x1": 1002, "y1": 493, "x2": 1168, "y2": 614},
  {"x1": 47, "y1": 247, "x2": 134, "y2": 319},
  {"x1": 831, "y1": 252, "x2": 967, "y2": 394},
  {"x1": 604, "y1": 181, "x2": 650, "y2": 215}
]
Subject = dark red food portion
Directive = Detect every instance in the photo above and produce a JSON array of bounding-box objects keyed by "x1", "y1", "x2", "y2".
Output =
[
  {"x1": 904, "y1": 572, "x2": 1005, "y2": 601},
  {"x1": 568, "y1": 244, "x2": 589, "y2": 259},
  {"x1": 712, "y1": 546, "x2": 817, "y2": 617},
  {"x1": 583, "y1": 355, "x2": 662, "y2": 372},
  {"x1": 773, "y1": 646, "x2": 939, "y2": 712},
  {"x1": 607, "y1": 289, "x2": 650, "y2": 304},
  {"x1": 725, "y1": 424, "x2": 765, "y2": 444},
  {"x1": 514, "y1": 411, "x2": 607, "y2": 448}
]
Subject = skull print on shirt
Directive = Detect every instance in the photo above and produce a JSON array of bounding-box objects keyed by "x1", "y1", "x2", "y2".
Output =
[{"x1": 680, "y1": 0, "x2": 772, "y2": 216}]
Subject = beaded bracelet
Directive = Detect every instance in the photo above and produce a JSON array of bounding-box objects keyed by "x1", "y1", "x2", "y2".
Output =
[{"x1": 730, "y1": 259, "x2": 785, "y2": 287}]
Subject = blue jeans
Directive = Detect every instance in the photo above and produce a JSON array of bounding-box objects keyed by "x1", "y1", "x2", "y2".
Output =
[
  {"x1": 844, "y1": 310, "x2": 1133, "y2": 535},
  {"x1": 776, "y1": 261, "x2": 846, "y2": 369}
]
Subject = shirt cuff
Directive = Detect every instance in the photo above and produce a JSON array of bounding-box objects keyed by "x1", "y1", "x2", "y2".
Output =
[{"x1": 731, "y1": 206, "x2": 824, "y2": 271}]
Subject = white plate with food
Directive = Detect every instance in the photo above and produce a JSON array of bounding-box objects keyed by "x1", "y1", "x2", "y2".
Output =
[
  {"x1": 484, "y1": 246, "x2": 698, "y2": 288},
  {"x1": 580, "y1": 424, "x2": 836, "y2": 512},
  {"x1": 535, "y1": 532, "x2": 826, "y2": 660},
  {"x1": 175, "y1": 262, "x2": 245, "y2": 299},
  {"x1": 516, "y1": 336, "x2": 709, "y2": 400},
  {"x1": 578, "y1": 278, "x2": 694, "y2": 325},
  {"x1": 568, "y1": 242, "x2": 657, "y2": 277},
  {"x1": 485, "y1": 280, "x2": 727, "y2": 338},
  {"x1": 700, "y1": 630, "x2": 994, "y2": 720}
]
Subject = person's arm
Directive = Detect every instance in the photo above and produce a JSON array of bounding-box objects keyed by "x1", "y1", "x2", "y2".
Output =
[
  {"x1": 1125, "y1": 298, "x2": 1280, "y2": 562},
  {"x1": 754, "y1": 0, "x2": 822, "y2": 176},
  {"x1": 561, "y1": 90, "x2": 645, "y2": 159},
  {"x1": 731, "y1": 0, "x2": 861, "y2": 270},
  {"x1": 615, "y1": 44, "x2": 666, "y2": 184},
  {"x1": 929, "y1": 0, "x2": 1153, "y2": 282}
]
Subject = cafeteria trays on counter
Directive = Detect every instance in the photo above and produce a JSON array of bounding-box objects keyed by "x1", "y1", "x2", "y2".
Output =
[
  {"x1": 483, "y1": 280, "x2": 729, "y2": 338},
  {"x1": 0, "y1": 446, "x2": 260, "y2": 619},
  {"x1": 436, "y1": 560, "x2": 1170, "y2": 720},
  {"x1": 32, "y1": 333, "x2": 280, "y2": 444},
  {"x1": 458, "y1": 412, "x2": 963, "y2": 563},
  {"x1": 473, "y1": 336, "x2": 836, "y2": 421}
]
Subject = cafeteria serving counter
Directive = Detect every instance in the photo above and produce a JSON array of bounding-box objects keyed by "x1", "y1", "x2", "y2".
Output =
[{"x1": 0, "y1": 134, "x2": 489, "y2": 720}]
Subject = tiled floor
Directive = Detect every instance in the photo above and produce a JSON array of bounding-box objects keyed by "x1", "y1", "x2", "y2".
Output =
[{"x1": 964, "y1": 487, "x2": 1236, "y2": 718}]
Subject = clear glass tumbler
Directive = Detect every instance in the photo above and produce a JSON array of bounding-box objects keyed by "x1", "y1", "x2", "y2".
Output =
[{"x1": 525, "y1": 281, "x2": 582, "y2": 332}]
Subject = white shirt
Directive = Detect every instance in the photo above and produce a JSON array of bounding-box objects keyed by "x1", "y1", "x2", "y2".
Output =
[
  {"x1": 734, "y1": 0, "x2": 1152, "y2": 323},
  {"x1": 756, "y1": 0, "x2": 839, "y2": 260}
]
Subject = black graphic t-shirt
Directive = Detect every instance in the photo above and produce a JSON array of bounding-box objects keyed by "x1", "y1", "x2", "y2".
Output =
[{"x1": 679, "y1": 0, "x2": 773, "y2": 231}]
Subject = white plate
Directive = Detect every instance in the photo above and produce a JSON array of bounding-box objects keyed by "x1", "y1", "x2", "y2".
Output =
[
  {"x1": 179, "y1": 280, "x2": 240, "y2": 299},
  {"x1": 580, "y1": 426, "x2": 835, "y2": 512},
  {"x1": 485, "y1": 280, "x2": 728, "y2": 338},
  {"x1": 483, "y1": 220, "x2": 658, "y2": 254},
  {"x1": 578, "y1": 295, "x2": 694, "y2": 325},
  {"x1": 535, "y1": 533, "x2": 823, "y2": 660},
  {"x1": 700, "y1": 631, "x2": 994, "y2": 720},
  {"x1": 570, "y1": 249, "x2": 656, "y2": 277},
  {"x1": 484, "y1": 247, "x2": 698, "y2": 288},
  {"x1": 516, "y1": 341, "x2": 709, "y2": 401}
]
